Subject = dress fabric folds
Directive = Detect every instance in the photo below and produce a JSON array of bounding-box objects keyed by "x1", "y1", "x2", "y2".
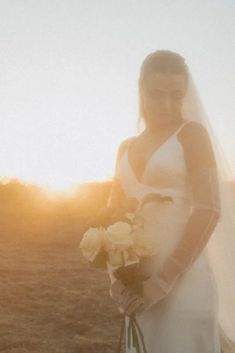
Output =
[{"x1": 116, "y1": 122, "x2": 222, "y2": 353}]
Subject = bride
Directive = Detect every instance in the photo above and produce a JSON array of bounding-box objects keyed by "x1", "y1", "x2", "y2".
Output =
[{"x1": 107, "y1": 50, "x2": 235, "y2": 352}]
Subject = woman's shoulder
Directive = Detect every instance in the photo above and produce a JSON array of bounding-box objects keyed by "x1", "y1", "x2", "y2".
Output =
[
  {"x1": 179, "y1": 120, "x2": 209, "y2": 140},
  {"x1": 178, "y1": 120, "x2": 212, "y2": 149},
  {"x1": 120, "y1": 135, "x2": 137, "y2": 146},
  {"x1": 178, "y1": 120, "x2": 216, "y2": 167},
  {"x1": 118, "y1": 136, "x2": 137, "y2": 153},
  {"x1": 116, "y1": 136, "x2": 137, "y2": 165}
]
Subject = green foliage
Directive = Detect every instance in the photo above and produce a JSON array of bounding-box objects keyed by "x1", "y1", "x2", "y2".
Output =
[{"x1": 89, "y1": 249, "x2": 108, "y2": 270}]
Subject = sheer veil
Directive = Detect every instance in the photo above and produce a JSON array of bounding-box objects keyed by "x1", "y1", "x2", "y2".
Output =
[
  {"x1": 182, "y1": 71, "x2": 235, "y2": 351},
  {"x1": 138, "y1": 70, "x2": 235, "y2": 351}
]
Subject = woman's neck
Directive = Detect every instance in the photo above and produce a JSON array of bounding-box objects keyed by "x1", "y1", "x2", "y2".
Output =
[{"x1": 143, "y1": 118, "x2": 185, "y2": 137}]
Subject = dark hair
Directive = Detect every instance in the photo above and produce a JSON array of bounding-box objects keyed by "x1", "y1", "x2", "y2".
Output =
[{"x1": 138, "y1": 50, "x2": 189, "y2": 129}]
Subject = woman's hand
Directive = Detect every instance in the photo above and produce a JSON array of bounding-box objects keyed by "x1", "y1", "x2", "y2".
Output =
[
  {"x1": 124, "y1": 277, "x2": 168, "y2": 316},
  {"x1": 109, "y1": 280, "x2": 146, "y2": 316}
]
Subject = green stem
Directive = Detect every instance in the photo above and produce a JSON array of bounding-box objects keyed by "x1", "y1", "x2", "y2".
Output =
[
  {"x1": 133, "y1": 316, "x2": 148, "y2": 353},
  {"x1": 115, "y1": 307, "x2": 149, "y2": 353},
  {"x1": 127, "y1": 315, "x2": 132, "y2": 349},
  {"x1": 132, "y1": 319, "x2": 141, "y2": 353}
]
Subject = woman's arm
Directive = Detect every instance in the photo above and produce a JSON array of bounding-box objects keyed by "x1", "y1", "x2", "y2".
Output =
[
  {"x1": 97, "y1": 138, "x2": 134, "y2": 226},
  {"x1": 106, "y1": 140, "x2": 128, "y2": 280},
  {"x1": 107, "y1": 138, "x2": 148, "y2": 315},
  {"x1": 106, "y1": 138, "x2": 133, "y2": 210},
  {"x1": 107, "y1": 139, "x2": 140, "y2": 290},
  {"x1": 140, "y1": 121, "x2": 221, "y2": 309}
]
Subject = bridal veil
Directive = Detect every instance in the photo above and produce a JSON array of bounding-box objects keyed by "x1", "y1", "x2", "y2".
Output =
[{"x1": 181, "y1": 71, "x2": 235, "y2": 351}]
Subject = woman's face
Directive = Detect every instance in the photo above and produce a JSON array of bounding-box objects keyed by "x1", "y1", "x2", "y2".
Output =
[{"x1": 142, "y1": 72, "x2": 187, "y2": 129}]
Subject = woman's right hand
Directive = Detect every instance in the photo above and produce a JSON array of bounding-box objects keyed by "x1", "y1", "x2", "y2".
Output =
[{"x1": 109, "y1": 280, "x2": 145, "y2": 315}]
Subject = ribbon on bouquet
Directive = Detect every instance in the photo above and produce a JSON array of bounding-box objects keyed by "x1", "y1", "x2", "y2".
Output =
[{"x1": 117, "y1": 313, "x2": 148, "y2": 353}]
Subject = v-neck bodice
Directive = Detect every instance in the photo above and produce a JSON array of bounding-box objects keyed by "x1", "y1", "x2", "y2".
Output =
[
  {"x1": 115, "y1": 119, "x2": 193, "y2": 277},
  {"x1": 125, "y1": 120, "x2": 189, "y2": 185},
  {"x1": 117, "y1": 120, "x2": 192, "y2": 202}
]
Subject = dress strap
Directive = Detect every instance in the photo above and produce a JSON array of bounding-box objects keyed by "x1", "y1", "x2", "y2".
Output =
[{"x1": 175, "y1": 120, "x2": 190, "y2": 135}]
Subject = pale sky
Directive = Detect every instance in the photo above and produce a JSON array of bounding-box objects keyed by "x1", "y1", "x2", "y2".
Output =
[{"x1": 0, "y1": 0, "x2": 234, "y2": 192}]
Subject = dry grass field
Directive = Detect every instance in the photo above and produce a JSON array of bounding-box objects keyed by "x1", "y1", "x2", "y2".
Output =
[
  {"x1": 0, "y1": 230, "x2": 124, "y2": 353},
  {"x1": 2, "y1": 179, "x2": 233, "y2": 353}
]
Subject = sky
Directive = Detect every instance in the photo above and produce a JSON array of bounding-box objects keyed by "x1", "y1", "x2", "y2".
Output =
[{"x1": 0, "y1": 0, "x2": 234, "y2": 192}]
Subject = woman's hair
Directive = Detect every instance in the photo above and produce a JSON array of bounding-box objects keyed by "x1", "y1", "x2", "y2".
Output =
[{"x1": 137, "y1": 50, "x2": 189, "y2": 130}]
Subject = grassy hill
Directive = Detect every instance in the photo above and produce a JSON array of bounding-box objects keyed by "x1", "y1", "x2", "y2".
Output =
[
  {"x1": 0, "y1": 178, "x2": 125, "y2": 353},
  {"x1": 0, "y1": 228, "x2": 124, "y2": 353},
  {"x1": 1, "y1": 177, "x2": 234, "y2": 352}
]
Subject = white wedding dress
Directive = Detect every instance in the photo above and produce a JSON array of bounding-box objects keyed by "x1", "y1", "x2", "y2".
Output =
[{"x1": 116, "y1": 121, "x2": 222, "y2": 353}]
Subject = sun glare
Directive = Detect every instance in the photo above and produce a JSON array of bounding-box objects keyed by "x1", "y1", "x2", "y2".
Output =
[{"x1": 37, "y1": 181, "x2": 79, "y2": 198}]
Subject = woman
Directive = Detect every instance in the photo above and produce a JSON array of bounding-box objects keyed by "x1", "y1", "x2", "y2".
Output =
[{"x1": 107, "y1": 50, "x2": 235, "y2": 352}]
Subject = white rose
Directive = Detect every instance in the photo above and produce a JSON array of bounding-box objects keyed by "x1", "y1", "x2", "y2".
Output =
[
  {"x1": 107, "y1": 249, "x2": 123, "y2": 269},
  {"x1": 122, "y1": 248, "x2": 139, "y2": 266},
  {"x1": 107, "y1": 248, "x2": 139, "y2": 272},
  {"x1": 125, "y1": 212, "x2": 135, "y2": 222},
  {"x1": 79, "y1": 227, "x2": 107, "y2": 261},
  {"x1": 105, "y1": 221, "x2": 133, "y2": 252}
]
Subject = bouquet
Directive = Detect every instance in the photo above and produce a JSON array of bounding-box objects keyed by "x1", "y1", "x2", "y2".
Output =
[{"x1": 79, "y1": 190, "x2": 173, "y2": 353}]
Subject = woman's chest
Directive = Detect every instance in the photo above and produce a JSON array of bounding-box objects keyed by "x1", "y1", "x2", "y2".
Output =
[
  {"x1": 145, "y1": 136, "x2": 188, "y2": 189},
  {"x1": 127, "y1": 134, "x2": 188, "y2": 188},
  {"x1": 127, "y1": 137, "x2": 162, "y2": 182}
]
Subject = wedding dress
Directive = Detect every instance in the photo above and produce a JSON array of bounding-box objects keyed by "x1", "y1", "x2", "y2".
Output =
[
  {"x1": 108, "y1": 70, "x2": 235, "y2": 353},
  {"x1": 115, "y1": 120, "x2": 222, "y2": 353}
]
